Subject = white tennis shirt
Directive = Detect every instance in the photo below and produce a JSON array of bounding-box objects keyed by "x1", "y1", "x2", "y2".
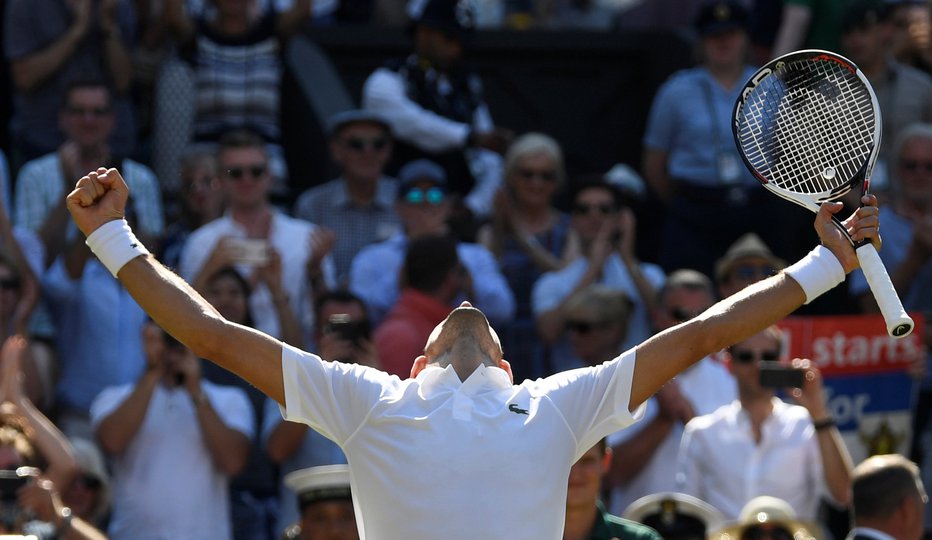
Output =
[{"x1": 280, "y1": 344, "x2": 644, "y2": 540}]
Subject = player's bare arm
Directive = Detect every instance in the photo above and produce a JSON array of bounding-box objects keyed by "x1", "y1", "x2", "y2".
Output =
[
  {"x1": 67, "y1": 168, "x2": 286, "y2": 404},
  {"x1": 630, "y1": 197, "x2": 880, "y2": 410}
]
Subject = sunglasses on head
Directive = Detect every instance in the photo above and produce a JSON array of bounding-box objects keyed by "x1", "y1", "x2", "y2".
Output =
[
  {"x1": 225, "y1": 164, "x2": 267, "y2": 181},
  {"x1": 742, "y1": 526, "x2": 794, "y2": 540},
  {"x1": 344, "y1": 136, "x2": 389, "y2": 152},
  {"x1": 732, "y1": 264, "x2": 778, "y2": 281},
  {"x1": 731, "y1": 349, "x2": 780, "y2": 364},
  {"x1": 572, "y1": 203, "x2": 617, "y2": 216},
  {"x1": 403, "y1": 187, "x2": 445, "y2": 205},
  {"x1": 565, "y1": 319, "x2": 611, "y2": 334},
  {"x1": 515, "y1": 167, "x2": 557, "y2": 183},
  {"x1": 900, "y1": 159, "x2": 932, "y2": 173}
]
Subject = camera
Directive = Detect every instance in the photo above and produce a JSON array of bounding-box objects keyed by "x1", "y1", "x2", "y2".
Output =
[
  {"x1": 226, "y1": 238, "x2": 269, "y2": 265},
  {"x1": 758, "y1": 361, "x2": 805, "y2": 388},
  {"x1": 0, "y1": 470, "x2": 29, "y2": 503},
  {"x1": 324, "y1": 314, "x2": 370, "y2": 346}
]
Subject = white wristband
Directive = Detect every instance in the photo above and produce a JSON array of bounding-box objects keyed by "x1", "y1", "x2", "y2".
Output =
[
  {"x1": 784, "y1": 245, "x2": 845, "y2": 304},
  {"x1": 85, "y1": 219, "x2": 150, "y2": 277}
]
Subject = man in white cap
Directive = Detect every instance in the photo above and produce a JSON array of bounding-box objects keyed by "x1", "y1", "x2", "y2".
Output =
[
  {"x1": 282, "y1": 464, "x2": 357, "y2": 540},
  {"x1": 64, "y1": 166, "x2": 880, "y2": 540}
]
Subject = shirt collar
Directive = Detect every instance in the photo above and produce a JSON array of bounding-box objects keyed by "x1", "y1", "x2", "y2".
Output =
[{"x1": 416, "y1": 363, "x2": 512, "y2": 398}]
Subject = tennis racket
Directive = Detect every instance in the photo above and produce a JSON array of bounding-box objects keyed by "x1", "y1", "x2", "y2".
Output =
[{"x1": 732, "y1": 49, "x2": 914, "y2": 338}]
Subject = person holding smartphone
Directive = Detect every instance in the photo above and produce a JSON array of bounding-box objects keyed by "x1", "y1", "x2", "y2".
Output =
[{"x1": 675, "y1": 325, "x2": 853, "y2": 523}]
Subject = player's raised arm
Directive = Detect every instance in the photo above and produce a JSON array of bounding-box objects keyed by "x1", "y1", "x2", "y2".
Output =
[
  {"x1": 629, "y1": 197, "x2": 880, "y2": 410},
  {"x1": 67, "y1": 168, "x2": 286, "y2": 404}
]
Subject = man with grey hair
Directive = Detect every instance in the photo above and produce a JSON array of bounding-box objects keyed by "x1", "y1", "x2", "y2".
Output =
[
  {"x1": 848, "y1": 454, "x2": 927, "y2": 540},
  {"x1": 64, "y1": 166, "x2": 880, "y2": 539}
]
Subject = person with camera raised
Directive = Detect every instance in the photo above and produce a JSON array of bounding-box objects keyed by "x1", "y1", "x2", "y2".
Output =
[
  {"x1": 674, "y1": 325, "x2": 853, "y2": 522},
  {"x1": 91, "y1": 321, "x2": 253, "y2": 540},
  {"x1": 0, "y1": 335, "x2": 104, "y2": 539},
  {"x1": 179, "y1": 129, "x2": 336, "y2": 349}
]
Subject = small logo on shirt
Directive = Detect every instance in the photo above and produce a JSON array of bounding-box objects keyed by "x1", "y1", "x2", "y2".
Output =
[{"x1": 508, "y1": 403, "x2": 529, "y2": 415}]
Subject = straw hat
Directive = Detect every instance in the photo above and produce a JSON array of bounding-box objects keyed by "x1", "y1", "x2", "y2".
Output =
[{"x1": 711, "y1": 496, "x2": 822, "y2": 540}]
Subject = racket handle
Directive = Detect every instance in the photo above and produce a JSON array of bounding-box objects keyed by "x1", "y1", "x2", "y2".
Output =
[{"x1": 856, "y1": 243, "x2": 914, "y2": 338}]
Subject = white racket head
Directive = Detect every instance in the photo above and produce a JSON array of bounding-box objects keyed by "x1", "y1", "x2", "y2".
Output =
[{"x1": 733, "y1": 49, "x2": 882, "y2": 214}]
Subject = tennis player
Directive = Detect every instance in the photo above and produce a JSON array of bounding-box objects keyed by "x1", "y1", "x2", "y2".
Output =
[{"x1": 66, "y1": 167, "x2": 880, "y2": 540}]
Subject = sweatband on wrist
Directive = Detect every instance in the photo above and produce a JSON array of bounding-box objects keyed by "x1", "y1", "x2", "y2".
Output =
[
  {"x1": 784, "y1": 245, "x2": 845, "y2": 304},
  {"x1": 85, "y1": 219, "x2": 149, "y2": 277}
]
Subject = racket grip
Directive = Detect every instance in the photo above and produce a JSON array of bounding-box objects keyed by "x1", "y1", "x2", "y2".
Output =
[{"x1": 856, "y1": 243, "x2": 914, "y2": 338}]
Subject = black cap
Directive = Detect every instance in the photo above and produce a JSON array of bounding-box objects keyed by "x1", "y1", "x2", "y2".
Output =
[
  {"x1": 694, "y1": 0, "x2": 749, "y2": 36},
  {"x1": 413, "y1": 0, "x2": 477, "y2": 41},
  {"x1": 842, "y1": 0, "x2": 889, "y2": 31}
]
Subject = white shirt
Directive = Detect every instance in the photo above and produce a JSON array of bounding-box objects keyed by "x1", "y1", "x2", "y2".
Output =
[
  {"x1": 279, "y1": 345, "x2": 645, "y2": 540},
  {"x1": 90, "y1": 381, "x2": 254, "y2": 540},
  {"x1": 608, "y1": 356, "x2": 736, "y2": 515},
  {"x1": 179, "y1": 211, "x2": 335, "y2": 342},
  {"x1": 676, "y1": 398, "x2": 829, "y2": 521}
]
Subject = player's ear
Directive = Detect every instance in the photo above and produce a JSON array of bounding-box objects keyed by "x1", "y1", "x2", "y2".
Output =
[
  {"x1": 410, "y1": 355, "x2": 429, "y2": 379},
  {"x1": 498, "y1": 359, "x2": 514, "y2": 384}
]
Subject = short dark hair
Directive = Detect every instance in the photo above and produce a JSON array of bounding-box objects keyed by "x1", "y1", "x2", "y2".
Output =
[
  {"x1": 404, "y1": 234, "x2": 459, "y2": 293},
  {"x1": 571, "y1": 177, "x2": 624, "y2": 210},
  {"x1": 61, "y1": 79, "x2": 113, "y2": 110},
  {"x1": 205, "y1": 266, "x2": 254, "y2": 327}
]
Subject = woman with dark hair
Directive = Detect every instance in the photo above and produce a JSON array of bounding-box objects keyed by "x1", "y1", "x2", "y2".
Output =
[{"x1": 201, "y1": 264, "x2": 301, "y2": 540}]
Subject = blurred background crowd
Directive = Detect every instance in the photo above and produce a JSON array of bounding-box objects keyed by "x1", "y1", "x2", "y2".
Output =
[{"x1": 1, "y1": 0, "x2": 932, "y2": 538}]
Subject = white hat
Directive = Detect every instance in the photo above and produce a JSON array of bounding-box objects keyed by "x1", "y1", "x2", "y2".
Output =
[
  {"x1": 284, "y1": 465, "x2": 352, "y2": 508},
  {"x1": 623, "y1": 491, "x2": 727, "y2": 539},
  {"x1": 711, "y1": 496, "x2": 822, "y2": 540}
]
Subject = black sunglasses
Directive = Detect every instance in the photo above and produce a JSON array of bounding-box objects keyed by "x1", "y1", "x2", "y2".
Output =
[
  {"x1": 344, "y1": 136, "x2": 389, "y2": 152},
  {"x1": 732, "y1": 264, "x2": 778, "y2": 281},
  {"x1": 731, "y1": 349, "x2": 780, "y2": 364},
  {"x1": 566, "y1": 319, "x2": 612, "y2": 334},
  {"x1": 225, "y1": 164, "x2": 267, "y2": 181},
  {"x1": 515, "y1": 167, "x2": 557, "y2": 182},
  {"x1": 668, "y1": 307, "x2": 701, "y2": 323},
  {"x1": 900, "y1": 159, "x2": 932, "y2": 173},
  {"x1": 572, "y1": 203, "x2": 617, "y2": 216},
  {"x1": 0, "y1": 278, "x2": 20, "y2": 291}
]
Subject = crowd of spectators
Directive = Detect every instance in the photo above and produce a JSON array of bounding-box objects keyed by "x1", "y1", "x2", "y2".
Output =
[{"x1": 1, "y1": 0, "x2": 932, "y2": 538}]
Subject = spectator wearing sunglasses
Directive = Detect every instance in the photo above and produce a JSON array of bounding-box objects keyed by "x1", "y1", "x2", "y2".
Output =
[
  {"x1": 292, "y1": 110, "x2": 402, "y2": 286},
  {"x1": 62, "y1": 438, "x2": 111, "y2": 530},
  {"x1": 348, "y1": 159, "x2": 514, "y2": 327},
  {"x1": 532, "y1": 179, "x2": 665, "y2": 374},
  {"x1": 606, "y1": 270, "x2": 735, "y2": 517},
  {"x1": 710, "y1": 496, "x2": 822, "y2": 540},
  {"x1": 715, "y1": 233, "x2": 786, "y2": 300},
  {"x1": 180, "y1": 129, "x2": 337, "y2": 348},
  {"x1": 676, "y1": 326, "x2": 853, "y2": 522}
]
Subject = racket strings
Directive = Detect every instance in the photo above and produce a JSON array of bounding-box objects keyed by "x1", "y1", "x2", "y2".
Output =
[{"x1": 736, "y1": 58, "x2": 875, "y2": 197}]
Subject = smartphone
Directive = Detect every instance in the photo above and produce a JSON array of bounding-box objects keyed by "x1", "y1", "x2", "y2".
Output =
[
  {"x1": 227, "y1": 238, "x2": 269, "y2": 265},
  {"x1": 0, "y1": 469, "x2": 31, "y2": 502},
  {"x1": 325, "y1": 314, "x2": 369, "y2": 346},
  {"x1": 758, "y1": 361, "x2": 805, "y2": 388}
]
